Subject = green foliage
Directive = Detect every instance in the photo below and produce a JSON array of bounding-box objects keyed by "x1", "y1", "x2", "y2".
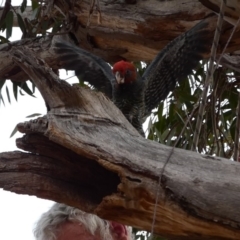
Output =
[
  {"x1": 16, "y1": 13, "x2": 27, "y2": 37},
  {"x1": 0, "y1": 0, "x2": 65, "y2": 41},
  {"x1": 146, "y1": 61, "x2": 238, "y2": 158},
  {"x1": 134, "y1": 61, "x2": 148, "y2": 76},
  {"x1": 5, "y1": 10, "x2": 13, "y2": 39},
  {"x1": 0, "y1": 80, "x2": 35, "y2": 106},
  {"x1": 0, "y1": 0, "x2": 66, "y2": 105}
]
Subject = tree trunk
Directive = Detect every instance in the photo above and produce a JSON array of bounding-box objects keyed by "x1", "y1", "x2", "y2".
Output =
[
  {"x1": 1, "y1": 43, "x2": 240, "y2": 240},
  {"x1": 1, "y1": 0, "x2": 240, "y2": 83},
  {"x1": 57, "y1": 0, "x2": 240, "y2": 63}
]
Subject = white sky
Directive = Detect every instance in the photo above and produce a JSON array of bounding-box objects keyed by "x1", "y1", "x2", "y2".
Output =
[
  {"x1": 0, "y1": 82, "x2": 55, "y2": 240},
  {"x1": 0, "y1": 1, "x2": 77, "y2": 239}
]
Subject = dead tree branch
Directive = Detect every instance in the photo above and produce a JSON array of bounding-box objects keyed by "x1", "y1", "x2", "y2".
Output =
[{"x1": 0, "y1": 44, "x2": 240, "y2": 240}]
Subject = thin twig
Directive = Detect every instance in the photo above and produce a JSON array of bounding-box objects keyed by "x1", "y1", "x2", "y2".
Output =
[
  {"x1": 211, "y1": 73, "x2": 220, "y2": 155},
  {"x1": 96, "y1": 0, "x2": 102, "y2": 24},
  {"x1": 150, "y1": 103, "x2": 198, "y2": 238},
  {"x1": 217, "y1": 15, "x2": 240, "y2": 160},
  {"x1": 150, "y1": 63, "x2": 216, "y2": 237},
  {"x1": 87, "y1": 0, "x2": 95, "y2": 27},
  {"x1": 233, "y1": 74, "x2": 240, "y2": 161},
  {"x1": 217, "y1": 17, "x2": 240, "y2": 67},
  {"x1": 87, "y1": 0, "x2": 102, "y2": 26},
  {"x1": 192, "y1": 0, "x2": 226, "y2": 151}
]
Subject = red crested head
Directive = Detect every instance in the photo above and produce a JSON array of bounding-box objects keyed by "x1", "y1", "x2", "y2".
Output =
[{"x1": 112, "y1": 60, "x2": 137, "y2": 84}]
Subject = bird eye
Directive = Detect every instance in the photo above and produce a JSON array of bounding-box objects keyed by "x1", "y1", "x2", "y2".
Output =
[{"x1": 126, "y1": 69, "x2": 131, "y2": 76}]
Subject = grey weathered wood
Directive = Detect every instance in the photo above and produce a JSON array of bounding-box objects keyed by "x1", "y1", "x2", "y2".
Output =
[{"x1": 0, "y1": 45, "x2": 240, "y2": 240}]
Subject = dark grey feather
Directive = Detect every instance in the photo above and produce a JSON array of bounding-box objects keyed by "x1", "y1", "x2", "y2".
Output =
[
  {"x1": 142, "y1": 19, "x2": 212, "y2": 116},
  {"x1": 55, "y1": 41, "x2": 115, "y2": 98}
]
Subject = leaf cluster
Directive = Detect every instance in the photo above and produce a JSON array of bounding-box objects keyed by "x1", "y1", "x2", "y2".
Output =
[
  {"x1": 147, "y1": 61, "x2": 239, "y2": 158},
  {"x1": 0, "y1": 0, "x2": 66, "y2": 106}
]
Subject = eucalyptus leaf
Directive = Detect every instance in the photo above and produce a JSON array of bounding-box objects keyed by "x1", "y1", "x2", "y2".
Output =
[
  {"x1": 9, "y1": 125, "x2": 18, "y2": 138},
  {"x1": 17, "y1": 13, "x2": 26, "y2": 36},
  {"x1": 13, "y1": 82, "x2": 18, "y2": 101},
  {"x1": 26, "y1": 113, "x2": 42, "y2": 118},
  {"x1": 20, "y1": 0, "x2": 27, "y2": 13},
  {"x1": 5, "y1": 10, "x2": 13, "y2": 39},
  {"x1": 31, "y1": 0, "x2": 39, "y2": 10},
  {"x1": 5, "y1": 85, "x2": 11, "y2": 103}
]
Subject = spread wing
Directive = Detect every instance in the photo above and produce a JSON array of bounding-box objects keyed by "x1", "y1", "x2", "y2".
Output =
[
  {"x1": 55, "y1": 41, "x2": 115, "y2": 99},
  {"x1": 142, "y1": 18, "x2": 213, "y2": 116}
]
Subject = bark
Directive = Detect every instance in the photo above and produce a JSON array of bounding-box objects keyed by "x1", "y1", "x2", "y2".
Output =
[
  {"x1": 199, "y1": 0, "x2": 240, "y2": 26},
  {"x1": 1, "y1": 42, "x2": 240, "y2": 240},
  {"x1": 55, "y1": 0, "x2": 240, "y2": 62},
  {"x1": 219, "y1": 54, "x2": 240, "y2": 73},
  {"x1": 1, "y1": 0, "x2": 240, "y2": 83},
  {"x1": 0, "y1": 37, "x2": 54, "y2": 82}
]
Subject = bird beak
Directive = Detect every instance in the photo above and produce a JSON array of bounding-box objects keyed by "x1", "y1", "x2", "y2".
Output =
[{"x1": 115, "y1": 71, "x2": 125, "y2": 84}]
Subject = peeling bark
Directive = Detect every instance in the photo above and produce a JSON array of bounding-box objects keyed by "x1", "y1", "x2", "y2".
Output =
[
  {"x1": 0, "y1": 43, "x2": 240, "y2": 240},
  {"x1": 59, "y1": 0, "x2": 240, "y2": 62},
  {"x1": 1, "y1": 0, "x2": 240, "y2": 83}
]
